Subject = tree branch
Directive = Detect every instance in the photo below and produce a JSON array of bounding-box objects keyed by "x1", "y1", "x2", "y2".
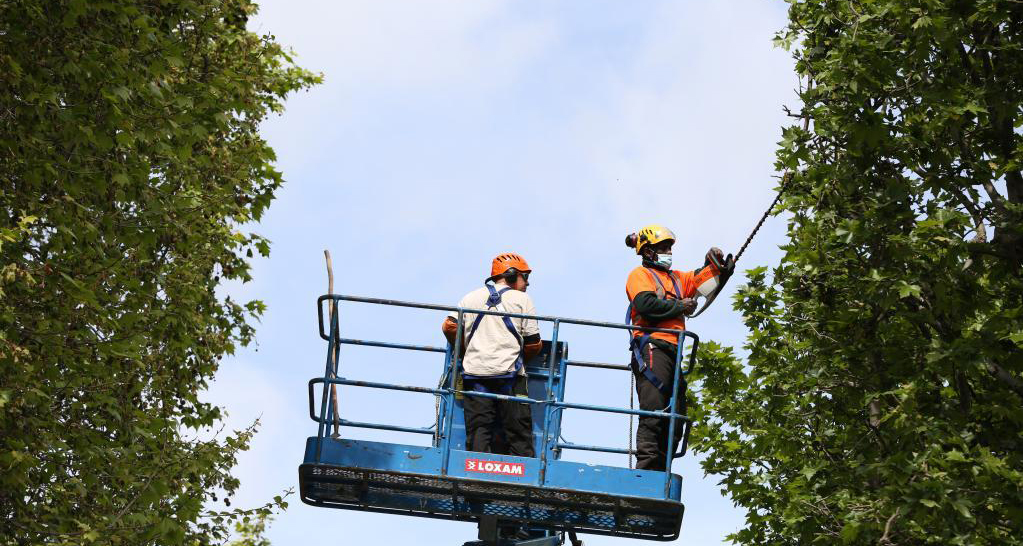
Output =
[
  {"x1": 952, "y1": 185, "x2": 989, "y2": 271},
  {"x1": 979, "y1": 178, "x2": 1009, "y2": 213},
  {"x1": 879, "y1": 506, "x2": 902, "y2": 545},
  {"x1": 1005, "y1": 170, "x2": 1023, "y2": 204},
  {"x1": 986, "y1": 362, "x2": 1023, "y2": 399}
]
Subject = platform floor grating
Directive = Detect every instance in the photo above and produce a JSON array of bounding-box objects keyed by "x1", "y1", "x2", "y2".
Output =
[{"x1": 300, "y1": 464, "x2": 683, "y2": 540}]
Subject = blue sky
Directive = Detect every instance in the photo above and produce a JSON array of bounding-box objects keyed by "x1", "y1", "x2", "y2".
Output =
[{"x1": 207, "y1": 1, "x2": 799, "y2": 544}]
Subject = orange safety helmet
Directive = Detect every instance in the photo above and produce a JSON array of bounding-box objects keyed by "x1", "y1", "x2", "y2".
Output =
[{"x1": 490, "y1": 252, "x2": 531, "y2": 279}]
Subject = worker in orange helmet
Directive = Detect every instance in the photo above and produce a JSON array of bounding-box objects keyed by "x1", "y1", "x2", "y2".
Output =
[
  {"x1": 625, "y1": 225, "x2": 727, "y2": 471},
  {"x1": 442, "y1": 253, "x2": 542, "y2": 457}
]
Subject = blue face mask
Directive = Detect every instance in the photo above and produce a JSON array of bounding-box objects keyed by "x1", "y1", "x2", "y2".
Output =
[{"x1": 656, "y1": 253, "x2": 672, "y2": 269}]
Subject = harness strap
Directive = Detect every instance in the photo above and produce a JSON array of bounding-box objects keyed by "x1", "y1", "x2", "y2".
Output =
[
  {"x1": 625, "y1": 267, "x2": 677, "y2": 396},
  {"x1": 466, "y1": 285, "x2": 522, "y2": 345},
  {"x1": 462, "y1": 284, "x2": 525, "y2": 394},
  {"x1": 464, "y1": 376, "x2": 517, "y2": 396},
  {"x1": 629, "y1": 334, "x2": 670, "y2": 395}
]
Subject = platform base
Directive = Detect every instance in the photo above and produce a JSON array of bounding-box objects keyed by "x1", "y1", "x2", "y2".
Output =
[{"x1": 299, "y1": 459, "x2": 683, "y2": 541}]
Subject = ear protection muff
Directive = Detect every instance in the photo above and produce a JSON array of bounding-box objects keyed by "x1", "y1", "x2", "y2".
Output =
[
  {"x1": 502, "y1": 268, "x2": 522, "y2": 283},
  {"x1": 625, "y1": 231, "x2": 656, "y2": 250},
  {"x1": 626, "y1": 233, "x2": 657, "y2": 261}
]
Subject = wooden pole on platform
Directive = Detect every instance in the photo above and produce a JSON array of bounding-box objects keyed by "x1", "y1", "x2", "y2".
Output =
[{"x1": 325, "y1": 250, "x2": 342, "y2": 438}]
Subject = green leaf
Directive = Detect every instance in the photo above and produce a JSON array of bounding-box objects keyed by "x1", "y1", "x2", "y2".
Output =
[
  {"x1": 112, "y1": 86, "x2": 131, "y2": 101},
  {"x1": 839, "y1": 521, "x2": 860, "y2": 543},
  {"x1": 897, "y1": 282, "x2": 921, "y2": 298},
  {"x1": 945, "y1": 450, "x2": 967, "y2": 462},
  {"x1": 1005, "y1": 332, "x2": 1023, "y2": 347},
  {"x1": 953, "y1": 500, "x2": 973, "y2": 519},
  {"x1": 800, "y1": 465, "x2": 818, "y2": 480}
]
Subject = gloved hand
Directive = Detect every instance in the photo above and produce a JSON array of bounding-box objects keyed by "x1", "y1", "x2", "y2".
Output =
[
  {"x1": 678, "y1": 297, "x2": 698, "y2": 316},
  {"x1": 706, "y1": 247, "x2": 725, "y2": 266}
]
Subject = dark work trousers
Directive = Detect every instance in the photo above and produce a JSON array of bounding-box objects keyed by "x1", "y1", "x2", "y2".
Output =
[
  {"x1": 462, "y1": 374, "x2": 535, "y2": 457},
  {"x1": 633, "y1": 342, "x2": 686, "y2": 471}
]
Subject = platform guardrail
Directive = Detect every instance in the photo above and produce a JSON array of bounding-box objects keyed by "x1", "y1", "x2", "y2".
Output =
[{"x1": 311, "y1": 293, "x2": 699, "y2": 498}]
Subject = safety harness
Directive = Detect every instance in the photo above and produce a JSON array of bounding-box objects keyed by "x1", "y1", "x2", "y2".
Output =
[
  {"x1": 625, "y1": 267, "x2": 683, "y2": 396},
  {"x1": 461, "y1": 283, "x2": 524, "y2": 396}
]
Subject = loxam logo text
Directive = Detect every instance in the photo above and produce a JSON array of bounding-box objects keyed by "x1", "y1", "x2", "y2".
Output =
[{"x1": 464, "y1": 458, "x2": 525, "y2": 476}]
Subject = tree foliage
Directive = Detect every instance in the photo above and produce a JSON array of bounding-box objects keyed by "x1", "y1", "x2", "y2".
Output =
[
  {"x1": 691, "y1": 1, "x2": 1023, "y2": 544},
  {"x1": 225, "y1": 513, "x2": 273, "y2": 546},
  {"x1": 0, "y1": 1, "x2": 317, "y2": 543}
]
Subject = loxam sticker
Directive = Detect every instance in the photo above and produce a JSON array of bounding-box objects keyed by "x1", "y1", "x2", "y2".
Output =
[{"x1": 464, "y1": 458, "x2": 525, "y2": 476}]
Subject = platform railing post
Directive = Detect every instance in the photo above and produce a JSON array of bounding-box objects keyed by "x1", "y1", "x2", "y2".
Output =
[
  {"x1": 440, "y1": 309, "x2": 464, "y2": 475},
  {"x1": 435, "y1": 343, "x2": 453, "y2": 446},
  {"x1": 539, "y1": 319, "x2": 560, "y2": 486},
  {"x1": 663, "y1": 329, "x2": 686, "y2": 497},
  {"x1": 328, "y1": 300, "x2": 343, "y2": 439},
  {"x1": 551, "y1": 332, "x2": 569, "y2": 468},
  {"x1": 555, "y1": 339, "x2": 568, "y2": 402},
  {"x1": 315, "y1": 298, "x2": 341, "y2": 462}
]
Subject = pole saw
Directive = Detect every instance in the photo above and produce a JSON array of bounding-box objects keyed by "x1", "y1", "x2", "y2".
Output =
[{"x1": 688, "y1": 171, "x2": 792, "y2": 318}]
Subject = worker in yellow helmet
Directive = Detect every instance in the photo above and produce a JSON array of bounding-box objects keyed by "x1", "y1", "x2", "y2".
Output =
[{"x1": 624, "y1": 225, "x2": 725, "y2": 471}]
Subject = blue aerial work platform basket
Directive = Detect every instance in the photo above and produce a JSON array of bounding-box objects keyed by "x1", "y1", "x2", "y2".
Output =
[{"x1": 299, "y1": 294, "x2": 699, "y2": 543}]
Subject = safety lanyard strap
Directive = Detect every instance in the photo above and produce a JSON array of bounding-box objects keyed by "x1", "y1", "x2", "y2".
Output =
[{"x1": 629, "y1": 336, "x2": 670, "y2": 396}]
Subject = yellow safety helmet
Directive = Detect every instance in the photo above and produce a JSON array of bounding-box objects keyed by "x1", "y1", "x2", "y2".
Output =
[{"x1": 626, "y1": 224, "x2": 676, "y2": 255}]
